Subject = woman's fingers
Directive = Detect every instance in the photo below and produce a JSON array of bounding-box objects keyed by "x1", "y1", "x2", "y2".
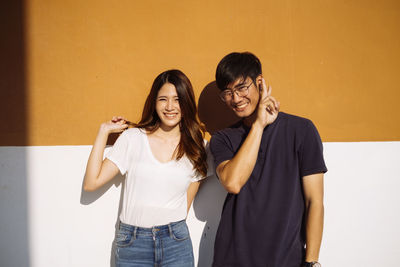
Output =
[
  {"x1": 106, "y1": 116, "x2": 130, "y2": 132},
  {"x1": 120, "y1": 123, "x2": 128, "y2": 130},
  {"x1": 111, "y1": 116, "x2": 128, "y2": 124},
  {"x1": 110, "y1": 123, "x2": 128, "y2": 133}
]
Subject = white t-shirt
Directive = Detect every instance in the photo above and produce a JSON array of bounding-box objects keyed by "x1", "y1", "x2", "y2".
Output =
[{"x1": 106, "y1": 128, "x2": 212, "y2": 227}]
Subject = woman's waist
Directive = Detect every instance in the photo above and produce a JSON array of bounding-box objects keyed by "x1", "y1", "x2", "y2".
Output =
[
  {"x1": 119, "y1": 205, "x2": 187, "y2": 228},
  {"x1": 118, "y1": 219, "x2": 187, "y2": 238}
]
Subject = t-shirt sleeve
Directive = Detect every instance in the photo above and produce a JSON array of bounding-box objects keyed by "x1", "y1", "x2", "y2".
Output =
[
  {"x1": 106, "y1": 130, "x2": 131, "y2": 175},
  {"x1": 299, "y1": 120, "x2": 328, "y2": 177},
  {"x1": 210, "y1": 131, "x2": 234, "y2": 171}
]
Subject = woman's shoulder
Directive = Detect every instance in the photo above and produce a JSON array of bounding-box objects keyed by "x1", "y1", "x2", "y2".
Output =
[
  {"x1": 124, "y1": 127, "x2": 144, "y2": 135},
  {"x1": 120, "y1": 127, "x2": 146, "y2": 141}
]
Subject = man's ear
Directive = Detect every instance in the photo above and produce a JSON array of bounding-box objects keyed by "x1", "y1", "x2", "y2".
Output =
[{"x1": 256, "y1": 75, "x2": 263, "y2": 91}]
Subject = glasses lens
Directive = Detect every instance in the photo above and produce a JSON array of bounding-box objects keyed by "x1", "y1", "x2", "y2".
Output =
[
  {"x1": 220, "y1": 91, "x2": 231, "y2": 101},
  {"x1": 237, "y1": 83, "x2": 251, "y2": 96},
  {"x1": 237, "y1": 87, "x2": 247, "y2": 96}
]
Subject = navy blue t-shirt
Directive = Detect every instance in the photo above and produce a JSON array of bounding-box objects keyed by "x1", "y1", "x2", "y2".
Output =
[{"x1": 210, "y1": 112, "x2": 327, "y2": 267}]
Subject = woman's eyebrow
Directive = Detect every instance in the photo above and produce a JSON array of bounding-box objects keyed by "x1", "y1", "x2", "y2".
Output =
[{"x1": 157, "y1": 95, "x2": 178, "y2": 99}]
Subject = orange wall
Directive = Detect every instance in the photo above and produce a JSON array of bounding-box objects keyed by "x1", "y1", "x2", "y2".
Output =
[{"x1": 2, "y1": 0, "x2": 400, "y2": 145}]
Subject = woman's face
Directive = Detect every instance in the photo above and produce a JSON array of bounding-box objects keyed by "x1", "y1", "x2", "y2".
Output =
[{"x1": 155, "y1": 82, "x2": 182, "y2": 130}]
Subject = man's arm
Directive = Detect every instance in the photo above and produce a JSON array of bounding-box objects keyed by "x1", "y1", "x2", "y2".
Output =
[
  {"x1": 216, "y1": 124, "x2": 264, "y2": 194},
  {"x1": 216, "y1": 78, "x2": 278, "y2": 194},
  {"x1": 302, "y1": 173, "x2": 324, "y2": 262}
]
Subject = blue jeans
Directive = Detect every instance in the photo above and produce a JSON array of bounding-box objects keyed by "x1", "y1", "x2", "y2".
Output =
[{"x1": 114, "y1": 220, "x2": 194, "y2": 267}]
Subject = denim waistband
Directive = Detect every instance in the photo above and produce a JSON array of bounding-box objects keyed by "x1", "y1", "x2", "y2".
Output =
[{"x1": 118, "y1": 219, "x2": 186, "y2": 238}]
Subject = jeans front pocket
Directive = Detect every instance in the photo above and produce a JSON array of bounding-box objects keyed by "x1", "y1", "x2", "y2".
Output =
[
  {"x1": 115, "y1": 228, "x2": 135, "y2": 248},
  {"x1": 171, "y1": 221, "x2": 190, "y2": 241}
]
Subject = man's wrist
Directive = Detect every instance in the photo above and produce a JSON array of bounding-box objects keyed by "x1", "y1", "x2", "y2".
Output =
[{"x1": 251, "y1": 121, "x2": 265, "y2": 132}]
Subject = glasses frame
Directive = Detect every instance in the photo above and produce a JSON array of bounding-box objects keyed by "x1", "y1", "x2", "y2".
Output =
[{"x1": 219, "y1": 81, "x2": 254, "y2": 102}]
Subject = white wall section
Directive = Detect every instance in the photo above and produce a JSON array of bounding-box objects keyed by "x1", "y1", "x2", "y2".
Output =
[{"x1": 1, "y1": 142, "x2": 399, "y2": 266}]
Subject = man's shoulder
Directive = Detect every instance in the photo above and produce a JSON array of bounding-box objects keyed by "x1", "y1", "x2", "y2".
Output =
[
  {"x1": 210, "y1": 121, "x2": 246, "y2": 150},
  {"x1": 277, "y1": 112, "x2": 323, "y2": 148},
  {"x1": 213, "y1": 120, "x2": 244, "y2": 137},
  {"x1": 278, "y1": 112, "x2": 314, "y2": 129},
  {"x1": 279, "y1": 112, "x2": 311, "y2": 123}
]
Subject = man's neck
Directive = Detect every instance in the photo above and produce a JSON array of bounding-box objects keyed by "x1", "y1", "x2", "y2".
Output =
[{"x1": 243, "y1": 110, "x2": 257, "y2": 127}]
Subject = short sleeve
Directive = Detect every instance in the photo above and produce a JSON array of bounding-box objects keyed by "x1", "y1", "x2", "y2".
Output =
[
  {"x1": 106, "y1": 130, "x2": 131, "y2": 175},
  {"x1": 210, "y1": 131, "x2": 234, "y2": 171},
  {"x1": 190, "y1": 141, "x2": 215, "y2": 182},
  {"x1": 299, "y1": 121, "x2": 328, "y2": 177}
]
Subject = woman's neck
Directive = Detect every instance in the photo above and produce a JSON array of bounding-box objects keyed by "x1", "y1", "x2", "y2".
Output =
[{"x1": 152, "y1": 124, "x2": 181, "y2": 141}]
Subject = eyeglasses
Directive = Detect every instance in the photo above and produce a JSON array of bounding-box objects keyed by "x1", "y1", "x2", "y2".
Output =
[{"x1": 220, "y1": 81, "x2": 253, "y2": 102}]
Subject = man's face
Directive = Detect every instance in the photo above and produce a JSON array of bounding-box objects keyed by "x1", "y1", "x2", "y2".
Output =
[{"x1": 222, "y1": 76, "x2": 260, "y2": 118}]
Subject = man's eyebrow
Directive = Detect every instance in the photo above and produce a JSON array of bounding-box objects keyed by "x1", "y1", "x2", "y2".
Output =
[
  {"x1": 225, "y1": 80, "x2": 247, "y2": 90},
  {"x1": 234, "y1": 82, "x2": 246, "y2": 88},
  {"x1": 231, "y1": 81, "x2": 247, "y2": 89}
]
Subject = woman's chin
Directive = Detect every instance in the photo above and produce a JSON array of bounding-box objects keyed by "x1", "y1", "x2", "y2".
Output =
[{"x1": 160, "y1": 121, "x2": 180, "y2": 131}]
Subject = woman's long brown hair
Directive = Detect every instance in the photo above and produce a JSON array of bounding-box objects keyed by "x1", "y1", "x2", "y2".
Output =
[{"x1": 133, "y1": 69, "x2": 207, "y2": 177}]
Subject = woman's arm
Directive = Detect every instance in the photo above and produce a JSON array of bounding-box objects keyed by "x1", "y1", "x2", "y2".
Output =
[
  {"x1": 186, "y1": 181, "x2": 201, "y2": 213},
  {"x1": 83, "y1": 117, "x2": 128, "y2": 192}
]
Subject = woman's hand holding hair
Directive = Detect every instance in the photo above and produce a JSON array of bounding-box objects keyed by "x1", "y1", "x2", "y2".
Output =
[
  {"x1": 83, "y1": 116, "x2": 128, "y2": 192},
  {"x1": 100, "y1": 116, "x2": 129, "y2": 135}
]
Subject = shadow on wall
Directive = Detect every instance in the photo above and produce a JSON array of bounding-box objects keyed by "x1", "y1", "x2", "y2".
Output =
[
  {"x1": 80, "y1": 144, "x2": 124, "y2": 267},
  {"x1": 80, "y1": 173, "x2": 123, "y2": 206},
  {"x1": 193, "y1": 175, "x2": 227, "y2": 267},
  {"x1": 198, "y1": 81, "x2": 239, "y2": 135},
  {"x1": 0, "y1": 1, "x2": 29, "y2": 267},
  {"x1": 193, "y1": 81, "x2": 238, "y2": 266}
]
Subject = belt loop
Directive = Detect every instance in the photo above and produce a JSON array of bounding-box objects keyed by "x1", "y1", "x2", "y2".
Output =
[
  {"x1": 133, "y1": 226, "x2": 137, "y2": 240},
  {"x1": 168, "y1": 223, "x2": 173, "y2": 238}
]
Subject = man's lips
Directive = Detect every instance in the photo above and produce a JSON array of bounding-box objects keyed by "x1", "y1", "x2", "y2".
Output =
[{"x1": 233, "y1": 102, "x2": 248, "y2": 111}]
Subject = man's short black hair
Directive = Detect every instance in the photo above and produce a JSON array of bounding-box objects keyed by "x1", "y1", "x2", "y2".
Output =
[{"x1": 215, "y1": 52, "x2": 262, "y2": 90}]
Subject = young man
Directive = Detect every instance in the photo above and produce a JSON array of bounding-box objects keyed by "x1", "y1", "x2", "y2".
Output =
[{"x1": 210, "y1": 52, "x2": 327, "y2": 267}]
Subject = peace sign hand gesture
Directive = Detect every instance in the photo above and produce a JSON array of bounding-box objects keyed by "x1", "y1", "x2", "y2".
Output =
[{"x1": 255, "y1": 77, "x2": 280, "y2": 129}]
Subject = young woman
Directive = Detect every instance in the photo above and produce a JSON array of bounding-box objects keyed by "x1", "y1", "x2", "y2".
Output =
[{"x1": 83, "y1": 69, "x2": 211, "y2": 267}]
